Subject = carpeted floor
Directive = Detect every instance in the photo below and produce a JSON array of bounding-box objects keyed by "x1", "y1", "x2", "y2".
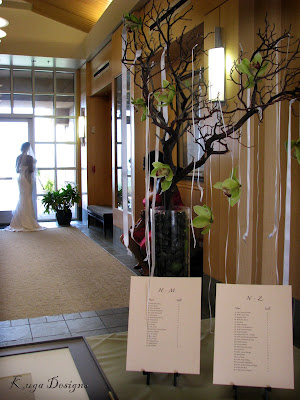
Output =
[{"x1": 0, "y1": 227, "x2": 134, "y2": 321}]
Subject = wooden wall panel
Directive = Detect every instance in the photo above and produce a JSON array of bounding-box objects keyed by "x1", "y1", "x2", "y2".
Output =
[
  {"x1": 90, "y1": 41, "x2": 112, "y2": 96},
  {"x1": 87, "y1": 95, "x2": 112, "y2": 206}
]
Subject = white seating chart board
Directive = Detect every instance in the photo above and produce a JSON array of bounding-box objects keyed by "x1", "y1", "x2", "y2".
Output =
[
  {"x1": 213, "y1": 284, "x2": 294, "y2": 389},
  {"x1": 126, "y1": 276, "x2": 202, "y2": 374}
]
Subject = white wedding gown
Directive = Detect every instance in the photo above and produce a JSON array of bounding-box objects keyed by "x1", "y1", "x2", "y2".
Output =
[{"x1": 5, "y1": 166, "x2": 45, "y2": 232}]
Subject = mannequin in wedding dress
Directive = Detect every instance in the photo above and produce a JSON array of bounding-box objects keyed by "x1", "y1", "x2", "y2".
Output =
[{"x1": 5, "y1": 142, "x2": 45, "y2": 232}]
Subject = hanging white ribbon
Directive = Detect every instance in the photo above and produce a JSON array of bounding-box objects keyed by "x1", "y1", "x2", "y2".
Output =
[
  {"x1": 224, "y1": 128, "x2": 234, "y2": 285},
  {"x1": 216, "y1": 98, "x2": 230, "y2": 284},
  {"x1": 161, "y1": 46, "x2": 168, "y2": 129},
  {"x1": 283, "y1": 99, "x2": 296, "y2": 285},
  {"x1": 236, "y1": 44, "x2": 244, "y2": 283},
  {"x1": 208, "y1": 154, "x2": 214, "y2": 333},
  {"x1": 121, "y1": 26, "x2": 130, "y2": 249},
  {"x1": 243, "y1": 88, "x2": 251, "y2": 241},
  {"x1": 255, "y1": 108, "x2": 263, "y2": 283},
  {"x1": 129, "y1": 49, "x2": 142, "y2": 241},
  {"x1": 145, "y1": 93, "x2": 152, "y2": 270},
  {"x1": 150, "y1": 46, "x2": 168, "y2": 277},
  {"x1": 268, "y1": 46, "x2": 281, "y2": 240},
  {"x1": 236, "y1": 126, "x2": 242, "y2": 283},
  {"x1": 190, "y1": 44, "x2": 198, "y2": 248}
]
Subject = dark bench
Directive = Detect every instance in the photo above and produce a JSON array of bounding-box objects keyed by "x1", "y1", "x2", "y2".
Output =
[{"x1": 87, "y1": 205, "x2": 113, "y2": 237}]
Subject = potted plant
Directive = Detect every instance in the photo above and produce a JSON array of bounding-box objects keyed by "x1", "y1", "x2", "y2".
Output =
[
  {"x1": 122, "y1": 2, "x2": 300, "y2": 276},
  {"x1": 42, "y1": 183, "x2": 81, "y2": 226}
]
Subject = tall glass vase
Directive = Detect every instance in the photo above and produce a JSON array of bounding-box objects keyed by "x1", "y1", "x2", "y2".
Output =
[{"x1": 153, "y1": 206, "x2": 190, "y2": 277}]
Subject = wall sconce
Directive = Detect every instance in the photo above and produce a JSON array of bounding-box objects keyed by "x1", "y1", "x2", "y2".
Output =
[
  {"x1": 78, "y1": 109, "x2": 86, "y2": 146},
  {"x1": 208, "y1": 27, "x2": 225, "y2": 102}
]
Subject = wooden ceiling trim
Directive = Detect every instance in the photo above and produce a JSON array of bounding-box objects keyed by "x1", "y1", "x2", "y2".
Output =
[
  {"x1": 22, "y1": 0, "x2": 113, "y2": 32},
  {"x1": 23, "y1": 1, "x2": 94, "y2": 32}
]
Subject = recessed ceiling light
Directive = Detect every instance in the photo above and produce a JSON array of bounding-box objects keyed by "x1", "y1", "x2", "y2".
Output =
[
  {"x1": 0, "y1": 29, "x2": 7, "y2": 38},
  {"x1": 0, "y1": 17, "x2": 9, "y2": 28}
]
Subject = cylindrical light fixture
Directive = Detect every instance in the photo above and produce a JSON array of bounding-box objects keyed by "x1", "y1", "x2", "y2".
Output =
[
  {"x1": 208, "y1": 27, "x2": 225, "y2": 102},
  {"x1": 78, "y1": 108, "x2": 86, "y2": 145}
]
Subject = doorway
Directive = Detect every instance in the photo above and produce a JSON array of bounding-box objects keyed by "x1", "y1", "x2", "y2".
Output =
[{"x1": 0, "y1": 119, "x2": 33, "y2": 225}]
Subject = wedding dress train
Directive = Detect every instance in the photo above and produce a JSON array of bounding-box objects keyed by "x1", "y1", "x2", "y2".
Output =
[{"x1": 5, "y1": 166, "x2": 45, "y2": 232}]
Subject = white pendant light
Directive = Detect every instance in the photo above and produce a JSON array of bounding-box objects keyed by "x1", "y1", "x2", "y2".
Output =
[
  {"x1": 0, "y1": 17, "x2": 9, "y2": 28},
  {"x1": 0, "y1": 28, "x2": 7, "y2": 38}
]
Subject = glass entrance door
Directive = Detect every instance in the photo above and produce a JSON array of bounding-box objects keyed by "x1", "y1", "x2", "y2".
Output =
[{"x1": 0, "y1": 119, "x2": 33, "y2": 225}]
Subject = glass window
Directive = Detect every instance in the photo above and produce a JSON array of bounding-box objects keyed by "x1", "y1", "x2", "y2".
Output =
[
  {"x1": 117, "y1": 169, "x2": 122, "y2": 209},
  {"x1": 117, "y1": 143, "x2": 122, "y2": 167},
  {"x1": 36, "y1": 169, "x2": 55, "y2": 195},
  {"x1": 81, "y1": 193, "x2": 88, "y2": 210},
  {"x1": 81, "y1": 170, "x2": 87, "y2": 193},
  {"x1": 13, "y1": 69, "x2": 32, "y2": 92},
  {"x1": 56, "y1": 95, "x2": 74, "y2": 116},
  {"x1": 35, "y1": 70, "x2": 54, "y2": 93},
  {"x1": 13, "y1": 94, "x2": 33, "y2": 114},
  {"x1": 56, "y1": 143, "x2": 75, "y2": 168},
  {"x1": 35, "y1": 94, "x2": 54, "y2": 116},
  {"x1": 57, "y1": 169, "x2": 76, "y2": 189},
  {"x1": 35, "y1": 117, "x2": 55, "y2": 142},
  {"x1": 56, "y1": 72, "x2": 74, "y2": 93},
  {"x1": 35, "y1": 143, "x2": 55, "y2": 168},
  {"x1": 115, "y1": 72, "x2": 131, "y2": 210},
  {"x1": 0, "y1": 69, "x2": 10, "y2": 92},
  {"x1": 116, "y1": 118, "x2": 122, "y2": 142},
  {"x1": 56, "y1": 118, "x2": 75, "y2": 142},
  {"x1": 81, "y1": 147, "x2": 87, "y2": 169},
  {"x1": 0, "y1": 94, "x2": 11, "y2": 113},
  {"x1": 37, "y1": 195, "x2": 56, "y2": 220}
]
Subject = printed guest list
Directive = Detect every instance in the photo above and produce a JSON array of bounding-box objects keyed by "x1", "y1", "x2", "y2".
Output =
[
  {"x1": 213, "y1": 284, "x2": 294, "y2": 389},
  {"x1": 126, "y1": 277, "x2": 202, "y2": 374}
]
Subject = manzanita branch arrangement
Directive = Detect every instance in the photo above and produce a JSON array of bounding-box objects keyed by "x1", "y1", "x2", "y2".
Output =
[{"x1": 123, "y1": 1, "x2": 300, "y2": 234}]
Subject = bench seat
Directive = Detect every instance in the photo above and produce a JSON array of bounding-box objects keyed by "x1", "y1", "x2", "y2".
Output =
[{"x1": 87, "y1": 205, "x2": 113, "y2": 237}]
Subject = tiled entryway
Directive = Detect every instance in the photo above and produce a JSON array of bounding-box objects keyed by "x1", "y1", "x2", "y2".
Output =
[{"x1": 0, "y1": 307, "x2": 129, "y2": 347}]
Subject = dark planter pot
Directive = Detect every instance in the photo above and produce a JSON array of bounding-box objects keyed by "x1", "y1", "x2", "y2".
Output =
[
  {"x1": 153, "y1": 206, "x2": 190, "y2": 277},
  {"x1": 56, "y1": 209, "x2": 72, "y2": 226}
]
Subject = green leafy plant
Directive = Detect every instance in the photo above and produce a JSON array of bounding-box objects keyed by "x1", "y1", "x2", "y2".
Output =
[
  {"x1": 213, "y1": 167, "x2": 242, "y2": 207},
  {"x1": 192, "y1": 205, "x2": 214, "y2": 235},
  {"x1": 285, "y1": 138, "x2": 300, "y2": 164},
  {"x1": 42, "y1": 183, "x2": 81, "y2": 214}
]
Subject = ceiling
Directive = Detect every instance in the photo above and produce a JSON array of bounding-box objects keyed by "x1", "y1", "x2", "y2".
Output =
[{"x1": 3, "y1": 0, "x2": 114, "y2": 33}]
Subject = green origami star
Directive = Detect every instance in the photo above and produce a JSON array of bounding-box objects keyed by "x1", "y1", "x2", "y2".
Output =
[
  {"x1": 192, "y1": 205, "x2": 214, "y2": 235},
  {"x1": 213, "y1": 167, "x2": 242, "y2": 207},
  {"x1": 154, "y1": 80, "x2": 176, "y2": 107},
  {"x1": 236, "y1": 53, "x2": 268, "y2": 88},
  {"x1": 285, "y1": 138, "x2": 300, "y2": 165},
  {"x1": 150, "y1": 162, "x2": 173, "y2": 192}
]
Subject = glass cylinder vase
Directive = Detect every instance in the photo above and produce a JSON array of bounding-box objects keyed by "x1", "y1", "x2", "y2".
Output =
[{"x1": 153, "y1": 206, "x2": 190, "y2": 277}]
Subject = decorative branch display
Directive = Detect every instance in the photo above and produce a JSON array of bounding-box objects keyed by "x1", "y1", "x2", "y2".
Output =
[
  {"x1": 122, "y1": 1, "x2": 299, "y2": 210},
  {"x1": 122, "y1": 0, "x2": 299, "y2": 276}
]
